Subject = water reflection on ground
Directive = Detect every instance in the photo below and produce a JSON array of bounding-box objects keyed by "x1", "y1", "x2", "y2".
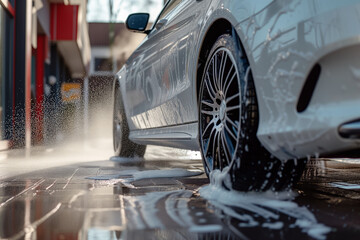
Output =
[{"x1": 0, "y1": 146, "x2": 360, "y2": 239}]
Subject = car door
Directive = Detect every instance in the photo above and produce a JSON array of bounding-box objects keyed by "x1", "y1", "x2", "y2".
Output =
[{"x1": 124, "y1": 0, "x2": 210, "y2": 130}]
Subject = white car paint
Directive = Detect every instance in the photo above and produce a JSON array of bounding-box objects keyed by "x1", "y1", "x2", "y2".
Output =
[{"x1": 116, "y1": 0, "x2": 360, "y2": 160}]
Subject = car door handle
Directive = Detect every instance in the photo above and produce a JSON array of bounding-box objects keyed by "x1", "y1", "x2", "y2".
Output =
[{"x1": 155, "y1": 19, "x2": 168, "y2": 30}]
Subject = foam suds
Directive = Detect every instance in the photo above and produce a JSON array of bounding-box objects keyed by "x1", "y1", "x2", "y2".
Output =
[
  {"x1": 262, "y1": 221, "x2": 284, "y2": 229},
  {"x1": 330, "y1": 182, "x2": 360, "y2": 190},
  {"x1": 189, "y1": 225, "x2": 223, "y2": 233},
  {"x1": 87, "y1": 168, "x2": 203, "y2": 183},
  {"x1": 132, "y1": 168, "x2": 202, "y2": 181},
  {"x1": 123, "y1": 190, "x2": 224, "y2": 233},
  {"x1": 199, "y1": 169, "x2": 331, "y2": 240},
  {"x1": 109, "y1": 156, "x2": 144, "y2": 164},
  {"x1": 124, "y1": 191, "x2": 176, "y2": 229},
  {"x1": 328, "y1": 158, "x2": 360, "y2": 164}
]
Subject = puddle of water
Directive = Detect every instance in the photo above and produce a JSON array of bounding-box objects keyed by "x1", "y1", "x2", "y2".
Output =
[
  {"x1": 131, "y1": 169, "x2": 202, "y2": 181},
  {"x1": 86, "y1": 167, "x2": 332, "y2": 239},
  {"x1": 123, "y1": 189, "x2": 224, "y2": 234},
  {"x1": 86, "y1": 228, "x2": 122, "y2": 240},
  {"x1": 86, "y1": 168, "x2": 203, "y2": 182},
  {"x1": 198, "y1": 169, "x2": 332, "y2": 240}
]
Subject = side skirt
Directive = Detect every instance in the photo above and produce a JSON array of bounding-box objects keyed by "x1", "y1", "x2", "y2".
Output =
[{"x1": 129, "y1": 122, "x2": 199, "y2": 151}]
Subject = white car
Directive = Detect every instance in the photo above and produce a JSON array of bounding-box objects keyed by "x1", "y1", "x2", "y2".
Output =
[{"x1": 113, "y1": 0, "x2": 360, "y2": 191}]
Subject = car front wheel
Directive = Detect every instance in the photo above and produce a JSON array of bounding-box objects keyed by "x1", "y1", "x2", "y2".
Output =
[
  {"x1": 113, "y1": 86, "x2": 146, "y2": 158},
  {"x1": 198, "y1": 33, "x2": 306, "y2": 191}
]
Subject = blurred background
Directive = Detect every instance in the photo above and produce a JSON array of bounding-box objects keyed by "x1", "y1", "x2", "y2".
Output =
[{"x1": 0, "y1": 0, "x2": 165, "y2": 151}]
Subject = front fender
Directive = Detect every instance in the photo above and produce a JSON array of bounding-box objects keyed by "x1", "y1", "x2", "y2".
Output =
[{"x1": 114, "y1": 66, "x2": 137, "y2": 130}]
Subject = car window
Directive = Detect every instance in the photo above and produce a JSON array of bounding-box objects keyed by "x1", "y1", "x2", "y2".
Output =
[{"x1": 158, "y1": 0, "x2": 182, "y2": 20}]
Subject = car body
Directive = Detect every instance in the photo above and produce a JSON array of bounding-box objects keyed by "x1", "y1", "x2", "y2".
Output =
[{"x1": 113, "y1": 0, "x2": 360, "y2": 190}]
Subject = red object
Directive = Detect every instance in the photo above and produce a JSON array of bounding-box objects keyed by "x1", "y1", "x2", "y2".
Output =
[
  {"x1": 0, "y1": 0, "x2": 15, "y2": 17},
  {"x1": 35, "y1": 35, "x2": 47, "y2": 143},
  {"x1": 50, "y1": 4, "x2": 79, "y2": 41}
]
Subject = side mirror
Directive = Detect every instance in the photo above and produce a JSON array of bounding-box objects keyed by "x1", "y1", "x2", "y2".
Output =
[{"x1": 125, "y1": 13, "x2": 150, "y2": 33}]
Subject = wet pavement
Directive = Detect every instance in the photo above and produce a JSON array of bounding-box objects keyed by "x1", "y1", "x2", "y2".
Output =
[{"x1": 0, "y1": 142, "x2": 360, "y2": 239}]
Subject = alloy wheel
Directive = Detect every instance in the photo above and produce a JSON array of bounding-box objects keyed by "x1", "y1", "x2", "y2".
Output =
[{"x1": 199, "y1": 47, "x2": 241, "y2": 173}]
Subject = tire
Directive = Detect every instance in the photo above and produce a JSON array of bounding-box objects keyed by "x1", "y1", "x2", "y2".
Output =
[
  {"x1": 113, "y1": 86, "x2": 146, "y2": 158},
  {"x1": 198, "y1": 33, "x2": 306, "y2": 191}
]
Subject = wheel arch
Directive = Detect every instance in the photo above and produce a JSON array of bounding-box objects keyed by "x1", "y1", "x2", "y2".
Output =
[
  {"x1": 113, "y1": 66, "x2": 135, "y2": 130},
  {"x1": 196, "y1": 19, "x2": 232, "y2": 105},
  {"x1": 195, "y1": 19, "x2": 253, "y2": 107}
]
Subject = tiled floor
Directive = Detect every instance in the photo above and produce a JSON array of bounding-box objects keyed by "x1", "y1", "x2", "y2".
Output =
[{"x1": 0, "y1": 144, "x2": 360, "y2": 239}]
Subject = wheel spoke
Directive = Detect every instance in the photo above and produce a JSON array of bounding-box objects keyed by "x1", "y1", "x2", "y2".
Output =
[
  {"x1": 202, "y1": 119, "x2": 215, "y2": 139},
  {"x1": 201, "y1": 110, "x2": 213, "y2": 116},
  {"x1": 225, "y1": 124, "x2": 237, "y2": 141},
  {"x1": 226, "y1": 93, "x2": 240, "y2": 104},
  {"x1": 211, "y1": 58, "x2": 220, "y2": 93},
  {"x1": 204, "y1": 128, "x2": 216, "y2": 169},
  {"x1": 214, "y1": 56, "x2": 218, "y2": 87},
  {"x1": 219, "y1": 53, "x2": 228, "y2": 92},
  {"x1": 217, "y1": 131, "x2": 222, "y2": 169},
  {"x1": 217, "y1": 52, "x2": 224, "y2": 91},
  {"x1": 224, "y1": 70, "x2": 237, "y2": 97},
  {"x1": 221, "y1": 131, "x2": 231, "y2": 165},
  {"x1": 211, "y1": 131, "x2": 220, "y2": 171},
  {"x1": 204, "y1": 72, "x2": 216, "y2": 100},
  {"x1": 225, "y1": 116, "x2": 239, "y2": 130},
  {"x1": 201, "y1": 100, "x2": 215, "y2": 108},
  {"x1": 206, "y1": 129, "x2": 215, "y2": 155},
  {"x1": 222, "y1": 64, "x2": 234, "y2": 93},
  {"x1": 226, "y1": 104, "x2": 241, "y2": 112}
]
